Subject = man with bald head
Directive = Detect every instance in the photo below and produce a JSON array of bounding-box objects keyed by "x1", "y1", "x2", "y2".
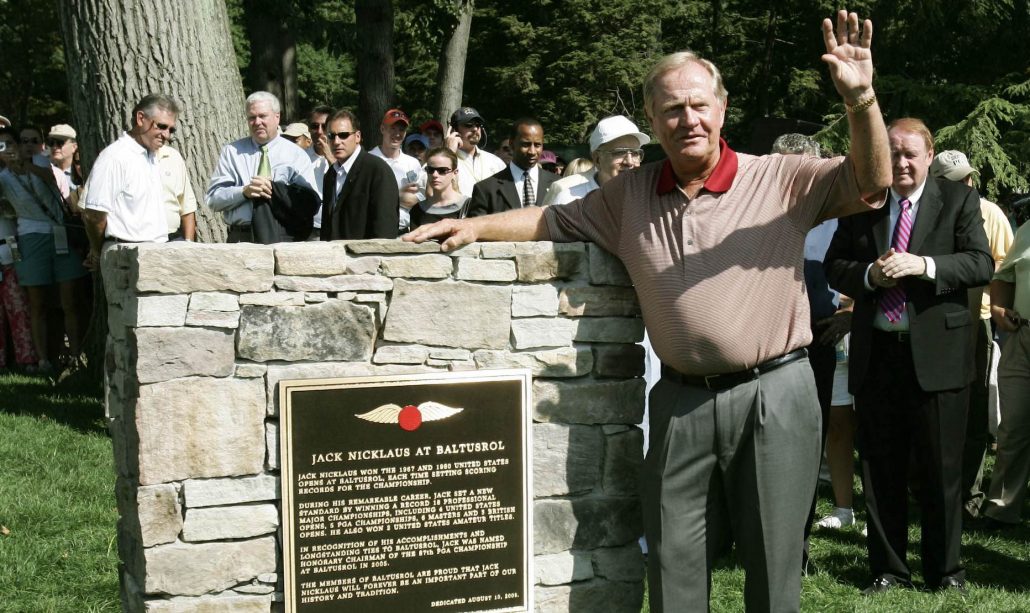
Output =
[{"x1": 408, "y1": 11, "x2": 892, "y2": 611}]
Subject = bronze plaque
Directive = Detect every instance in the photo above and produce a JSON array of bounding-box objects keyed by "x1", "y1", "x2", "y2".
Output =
[{"x1": 280, "y1": 370, "x2": 532, "y2": 612}]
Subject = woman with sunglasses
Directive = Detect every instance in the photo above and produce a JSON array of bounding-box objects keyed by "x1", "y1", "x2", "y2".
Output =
[
  {"x1": 0, "y1": 126, "x2": 88, "y2": 375},
  {"x1": 409, "y1": 147, "x2": 469, "y2": 230}
]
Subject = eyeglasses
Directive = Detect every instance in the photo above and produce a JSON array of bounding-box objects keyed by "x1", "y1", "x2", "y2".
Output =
[
  {"x1": 460, "y1": 122, "x2": 483, "y2": 130},
  {"x1": 47, "y1": 139, "x2": 72, "y2": 148},
  {"x1": 327, "y1": 131, "x2": 355, "y2": 141},
  {"x1": 21, "y1": 137, "x2": 41, "y2": 144},
  {"x1": 603, "y1": 147, "x2": 644, "y2": 162},
  {"x1": 426, "y1": 166, "x2": 454, "y2": 176},
  {"x1": 149, "y1": 118, "x2": 176, "y2": 134},
  {"x1": 308, "y1": 121, "x2": 326, "y2": 131}
]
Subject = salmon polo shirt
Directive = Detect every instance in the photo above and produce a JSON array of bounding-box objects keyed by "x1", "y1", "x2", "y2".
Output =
[{"x1": 544, "y1": 139, "x2": 884, "y2": 376}]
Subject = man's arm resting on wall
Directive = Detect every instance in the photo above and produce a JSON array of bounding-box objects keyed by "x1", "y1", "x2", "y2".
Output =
[{"x1": 403, "y1": 207, "x2": 549, "y2": 251}]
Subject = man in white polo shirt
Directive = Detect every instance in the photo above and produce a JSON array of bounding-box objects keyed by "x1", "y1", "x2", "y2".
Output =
[{"x1": 82, "y1": 94, "x2": 177, "y2": 269}]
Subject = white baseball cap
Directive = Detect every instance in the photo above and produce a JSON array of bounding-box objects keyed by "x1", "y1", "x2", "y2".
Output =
[
  {"x1": 930, "y1": 150, "x2": 977, "y2": 181},
  {"x1": 589, "y1": 115, "x2": 650, "y2": 153}
]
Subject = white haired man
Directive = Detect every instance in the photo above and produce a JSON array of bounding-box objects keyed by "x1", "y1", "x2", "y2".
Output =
[
  {"x1": 543, "y1": 115, "x2": 650, "y2": 206},
  {"x1": 206, "y1": 91, "x2": 317, "y2": 242}
]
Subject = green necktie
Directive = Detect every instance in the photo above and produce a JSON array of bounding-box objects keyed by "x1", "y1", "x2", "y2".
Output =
[{"x1": 257, "y1": 144, "x2": 271, "y2": 177}]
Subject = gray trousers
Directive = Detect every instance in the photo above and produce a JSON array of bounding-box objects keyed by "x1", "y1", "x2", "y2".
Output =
[{"x1": 642, "y1": 359, "x2": 821, "y2": 613}]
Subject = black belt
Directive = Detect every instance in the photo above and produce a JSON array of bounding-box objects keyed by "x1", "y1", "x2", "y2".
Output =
[
  {"x1": 661, "y1": 348, "x2": 808, "y2": 392},
  {"x1": 226, "y1": 224, "x2": 253, "y2": 242},
  {"x1": 873, "y1": 328, "x2": 911, "y2": 343}
]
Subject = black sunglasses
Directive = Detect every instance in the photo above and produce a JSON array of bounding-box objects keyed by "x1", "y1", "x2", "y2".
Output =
[
  {"x1": 47, "y1": 139, "x2": 72, "y2": 148},
  {"x1": 149, "y1": 118, "x2": 176, "y2": 134},
  {"x1": 426, "y1": 166, "x2": 454, "y2": 175},
  {"x1": 327, "y1": 131, "x2": 355, "y2": 141}
]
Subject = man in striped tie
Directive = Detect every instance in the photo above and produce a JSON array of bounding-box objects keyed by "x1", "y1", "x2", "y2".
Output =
[{"x1": 824, "y1": 117, "x2": 994, "y2": 596}]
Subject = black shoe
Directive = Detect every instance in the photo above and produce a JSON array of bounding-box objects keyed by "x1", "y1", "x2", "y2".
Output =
[
  {"x1": 935, "y1": 576, "x2": 968, "y2": 596},
  {"x1": 862, "y1": 575, "x2": 913, "y2": 595}
]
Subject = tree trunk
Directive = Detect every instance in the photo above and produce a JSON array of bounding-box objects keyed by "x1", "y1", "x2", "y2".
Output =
[
  {"x1": 58, "y1": 0, "x2": 247, "y2": 377},
  {"x1": 243, "y1": 0, "x2": 299, "y2": 121},
  {"x1": 435, "y1": 0, "x2": 474, "y2": 124},
  {"x1": 58, "y1": 0, "x2": 247, "y2": 244},
  {"x1": 355, "y1": 0, "x2": 395, "y2": 149}
]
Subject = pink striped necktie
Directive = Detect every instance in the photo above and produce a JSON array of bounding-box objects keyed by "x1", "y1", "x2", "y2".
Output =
[{"x1": 880, "y1": 198, "x2": 913, "y2": 322}]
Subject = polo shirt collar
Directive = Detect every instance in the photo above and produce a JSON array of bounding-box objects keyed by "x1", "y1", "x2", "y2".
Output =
[
  {"x1": 656, "y1": 138, "x2": 738, "y2": 195},
  {"x1": 123, "y1": 132, "x2": 155, "y2": 161}
]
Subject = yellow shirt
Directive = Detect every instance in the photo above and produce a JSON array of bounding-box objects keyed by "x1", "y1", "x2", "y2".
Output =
[
  {"x1": 973, "y1": 198, "x2": 1014, "y2": 318},
  {"x1": 157, "y1": 146, "x2": 198, "y2": 233}
]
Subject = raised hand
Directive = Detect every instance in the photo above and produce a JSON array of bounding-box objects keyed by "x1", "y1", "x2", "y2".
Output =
[{"x1": 821, "y1": 10, "x2": 874, "y2": 104}]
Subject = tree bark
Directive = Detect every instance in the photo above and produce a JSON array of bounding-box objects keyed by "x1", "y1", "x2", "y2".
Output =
[
  {"x1": 243, "y1": 0, "x2": 299, "y2": 121},
  {"x1": 57, "y1": 0, "x2": 248, "y2": 244},
  {"x1": 355, "y1": 0, "x2": 395, "y2": 149},
  {"x1": 435, "y1": 0, "x2": 474, "y2": 124},
  {"x1": 57, "y1": 0, "x2": 248, "y2": 377}
]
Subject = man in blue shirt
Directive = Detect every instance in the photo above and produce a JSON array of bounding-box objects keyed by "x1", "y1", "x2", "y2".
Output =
[{"x1": 206, "y1": 91, "x2": 317, "y2": 243}]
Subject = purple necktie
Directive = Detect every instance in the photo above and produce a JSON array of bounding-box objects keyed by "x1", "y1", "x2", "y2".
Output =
[{"x1": 880, "y1": 198, "x2": 913, "y2": 322}]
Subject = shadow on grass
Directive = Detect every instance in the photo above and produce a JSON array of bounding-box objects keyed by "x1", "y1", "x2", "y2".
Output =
[{"x1": 0, "y1": 370, "x2": 107, "y2": 436}]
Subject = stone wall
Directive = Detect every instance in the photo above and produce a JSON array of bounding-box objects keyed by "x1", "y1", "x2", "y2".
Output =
[{"x1": 104, "y1": 239, "x2": 646, "y2": 612}]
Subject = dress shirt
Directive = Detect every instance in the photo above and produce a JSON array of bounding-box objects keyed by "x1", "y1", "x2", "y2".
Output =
[
  {"x1": 865, "y1": 183, "x2": 937, "y2": 331},
  {"x1": 311, "y1": 156, "x2": 328, "y2": 229},
  {"x1": 206, "y1": 135, "x2": 317, "y2": 226},
  {"x1": 332, "y1": 145, "x2": 362, "y2": 200},
  {"x1": 82, "y1": 133, "x2": 168, "y2": 243},
  {"x1": 509, "y1": 162, "x2": 539, "y2": 208},
  {"x1": 456, "y1": 147, "x2": 506, "y2": 197}
]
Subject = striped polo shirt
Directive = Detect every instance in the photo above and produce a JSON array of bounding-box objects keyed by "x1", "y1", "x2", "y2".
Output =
[{"x1": 544, "y1": 139, "x2": 884, "y2": 376}]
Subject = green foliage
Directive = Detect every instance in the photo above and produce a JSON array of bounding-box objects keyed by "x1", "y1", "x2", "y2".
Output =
[
  {"x1": 223, "y1": 0, "x2": 251, "y2": 71},
  {"x1": 3, "y1": 0, "x2": 1027, "y2": 200},
  {"x1": 936, "y1": 93, "x2": 1030, "y2": 200},
  {"x1": 0, "y1": 0, "x2": 71, "y2": 128}
]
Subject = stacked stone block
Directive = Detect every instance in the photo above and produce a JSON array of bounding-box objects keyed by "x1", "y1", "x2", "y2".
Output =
[{"x1": 104, "y1": 239, "x2": 646, "y2": 612}]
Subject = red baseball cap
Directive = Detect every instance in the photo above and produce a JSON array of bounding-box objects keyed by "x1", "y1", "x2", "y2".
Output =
[
  {"x1": 382, "y1": 108, "x2": 410, "y2": 127},
  {"x1": 419, "y1": 119, "x2": 444, "y2": 134}
]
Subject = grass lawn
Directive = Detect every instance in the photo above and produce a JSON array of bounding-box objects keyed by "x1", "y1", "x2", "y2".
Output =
[
  {"x1": 0, "y1": 372, "x2": 120, "y2": 613},
  {"x1": 1, "y1": 372, "x2": 1029, "y2": 612}
]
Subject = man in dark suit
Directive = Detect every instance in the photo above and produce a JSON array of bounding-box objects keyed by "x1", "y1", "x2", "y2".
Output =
[
  {"x1": 319, "y1": 109, "x2": 399, "y2": 240},
  {"x1": 466, "y1": 118, "x2": 559, "y2": 217},
  {"x1": 824, "y1": 117, "x2": 994, "y2": 595}
]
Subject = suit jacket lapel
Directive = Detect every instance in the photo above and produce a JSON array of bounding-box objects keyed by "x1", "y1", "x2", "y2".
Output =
[
  {"x1": 907, "y1": 179, "x2": 942, "y2": 255},
  {"x1": 336, "y1": 150, "x2": 364, "y2": 210},
  {"x1": 872, "y1": 205, "x2": 891, "y2": 256},
  {"x1": 500, "y1": 168, "x2": 521, "y2": 209}
]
